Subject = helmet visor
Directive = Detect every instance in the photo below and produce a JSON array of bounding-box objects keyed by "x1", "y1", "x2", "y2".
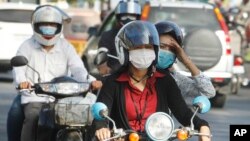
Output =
[
  {"x1": 118, "y1": 21, "x2": 159, "y2": 49},
  {"x1": 115, "y1": 1, "x2": 141, "y2": 15}
]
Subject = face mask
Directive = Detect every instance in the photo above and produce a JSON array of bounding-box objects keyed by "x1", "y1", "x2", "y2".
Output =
[
  {"x1": 129, "y1": 48, "x2": 156, "y2": 70},
  {"x1": 120, "y1": 19, "x2": 133, "y2": 25},
  {"x1": 156, "y1": 49, "x2": 176, "y2": 69},
  {"x1": 39, "y1": 26, "x2": 57, "y2": 36}
]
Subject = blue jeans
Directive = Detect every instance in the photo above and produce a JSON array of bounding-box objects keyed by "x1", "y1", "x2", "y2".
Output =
[{"x1": 7, "y1": 95, "x2": 24, "y2": 141}]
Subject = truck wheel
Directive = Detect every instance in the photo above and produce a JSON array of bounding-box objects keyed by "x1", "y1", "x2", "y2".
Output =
[{"x1": 210, "y1": 93, "x2": 227, "y2": 108}]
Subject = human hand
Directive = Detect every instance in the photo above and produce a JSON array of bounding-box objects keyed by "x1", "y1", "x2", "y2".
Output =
[
  {"x1": 199, "y1": 126, "x2": 212, "y2": 141},
  {"x1": 95, "y1": 128, "x2": 111, "y2": 141},
  {"x1": 19, "y1": 81, "x2": 31, "y2": 89},
  {"x1": 91, "y1": 80, "x2": 103, "y2": 91},
  {"x1": 169, "y1": 38, "x2": 184, "y2": 56}
]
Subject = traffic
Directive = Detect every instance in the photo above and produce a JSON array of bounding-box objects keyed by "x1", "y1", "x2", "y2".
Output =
[{"x1": 1, "y1": 0, "x2": 250, "y2": 141}]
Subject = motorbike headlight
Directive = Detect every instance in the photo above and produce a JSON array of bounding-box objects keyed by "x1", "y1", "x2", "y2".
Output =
[
  {"x1": 39, "y1": 82, "x2": 90, "y2": 95},
  {"x1": 145, "y1": 112, "x2": 174, "y2": 141}
]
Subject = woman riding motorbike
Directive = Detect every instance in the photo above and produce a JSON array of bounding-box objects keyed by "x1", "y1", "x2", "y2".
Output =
[{"x1": 91, "y1": 20, "x2": 211, "y2": 141}]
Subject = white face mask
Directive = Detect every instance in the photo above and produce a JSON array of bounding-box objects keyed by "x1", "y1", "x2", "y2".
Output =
[{"x1": 129, "y1": 48, "x2": 156, "y2": 70}]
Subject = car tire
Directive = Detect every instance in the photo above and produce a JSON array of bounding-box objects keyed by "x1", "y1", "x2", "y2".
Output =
[
  {"x1": 210, "y1": 92, "x2": 227, "y2": 108},
  {"x1": 182, "y1": 28, "x2": 222, "y2": 71}
]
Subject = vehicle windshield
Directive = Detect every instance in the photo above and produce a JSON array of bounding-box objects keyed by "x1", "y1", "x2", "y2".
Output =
[
  {"x1": 0, "y1": 10, "x2": 33, "y2": 23},
  {"x1": 148, "y1": 7, "x2": 221, "y2": 33}
]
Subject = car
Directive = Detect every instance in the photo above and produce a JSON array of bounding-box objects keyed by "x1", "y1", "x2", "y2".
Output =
[
  {"x1": 0, "y1": 2, "x2": 38, "y2": 72},
  {"x1": 83, "y1": 0, "x2": 234, "y2": 108},
  {"x1": 63, "y1": 8, "x2": 101, "y2": 56}
]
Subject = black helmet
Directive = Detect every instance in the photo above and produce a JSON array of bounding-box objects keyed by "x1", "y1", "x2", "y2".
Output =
[
  {"x1": 115, "y1": 0, "x2": 141, "y2": 25},
  {"x1": 115, "y1": 20, "x2": 159, "y2": 66},
  {"x1": 155, "y1": 21, "x2": 184, "y2": 46}
]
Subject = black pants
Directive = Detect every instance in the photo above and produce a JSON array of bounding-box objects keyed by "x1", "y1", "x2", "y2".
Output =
[{"x1": 21, "y1": 102, "x2": 43, "y2": 141}]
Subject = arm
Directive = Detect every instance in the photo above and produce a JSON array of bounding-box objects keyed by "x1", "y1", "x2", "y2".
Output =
[
  {"x1": 199, "y1": 126, "x2": 212, "y2": 141},
  {"x1": 92, "y1": 76, "x2": 116, "y2": 140},
  {"x1": 167, "y1": 82, "x2": 211, "y2": 141},
  {"x1": 97, "y1": 30, "x2": 121, "y2": 74},
  {"x1": 65, "y1": 41, "x2": 102, "y2": 90},
  {"x1": 165, "y1": 74, "x2": 210, "y2": 131},
  {"x1": 66, "y1": 41, "x2": 91, "y2": 82},
  {"x1": 96, "y1": 32, "x2": 113, "y2": 75},
  {"x1": 66, "y1": 42, "x2": 102, "y2": 90},
  {"x1": 169, "y1": 38, "x2": 200, "y2": 76},
  {"x1": 12, "y1": 42, "x2": 31, "y2": 88},
  {"x1": 171, "y1": 71, "x2": 216, "y2": 99},
  {"x1": 176, "y1": 47, "x2": 200, "y2": 76},
  {"x1": 170, "y1": 40, "x2": 215, "y2": 99}
]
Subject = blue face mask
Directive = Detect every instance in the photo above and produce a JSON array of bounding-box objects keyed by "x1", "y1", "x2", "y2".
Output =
[
  {"x1": 156, "y1": 49, "x2": 176, "y2": 69},
  {"x1": 39, "y1": 26, "x2": 57, "y2": 35}
]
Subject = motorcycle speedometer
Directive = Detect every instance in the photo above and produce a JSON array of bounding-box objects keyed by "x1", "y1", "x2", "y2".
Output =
[{"x1": 145, "y1": 112, "x2": 174, "y2": 141}]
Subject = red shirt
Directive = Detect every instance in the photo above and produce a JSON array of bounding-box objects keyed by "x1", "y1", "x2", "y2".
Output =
[{"x1": 116, "y1": 71, "x2": 165, "y2": 132}]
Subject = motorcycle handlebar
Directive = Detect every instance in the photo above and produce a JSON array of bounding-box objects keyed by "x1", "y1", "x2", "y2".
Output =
[
  {"x1": 17, "y1": 82, "x2": 90, "y2": 98},
  {"x1": 170, "y1": 127, "x2": 212, "y2": 141}
]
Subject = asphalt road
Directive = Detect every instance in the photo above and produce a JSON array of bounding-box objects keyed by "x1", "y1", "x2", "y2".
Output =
[{"x1": 1, "y1": 75, "x2": 250, "y2": 141}]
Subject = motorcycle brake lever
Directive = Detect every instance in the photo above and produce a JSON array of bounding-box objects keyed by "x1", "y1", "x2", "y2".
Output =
[{"x1": 19, "y1": 88, "x2": 34, "y2": 92}]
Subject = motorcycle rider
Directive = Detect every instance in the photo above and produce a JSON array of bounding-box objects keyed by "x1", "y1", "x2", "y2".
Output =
[
  {"x1": 94, "y1": 0, "x2": 141, "y2": 76},
  {"x1": 155, "y1": 21, "x2": 216, "y2": 105},
  {"x1": 92, "y1": 20, "x2": 211, "y2": 141},
  {"x1": 8, "y1": 5, "x2": 102, "y2": 141}
]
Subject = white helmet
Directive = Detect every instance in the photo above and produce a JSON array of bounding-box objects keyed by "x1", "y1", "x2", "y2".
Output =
[{"x1": 32, "y1": 5, "x2": 63, "y2": 46}]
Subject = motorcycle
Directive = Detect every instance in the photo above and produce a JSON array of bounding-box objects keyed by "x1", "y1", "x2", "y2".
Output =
[
  {"x1": 91, "y1": 96, "x2": 212, "y2": 141},
  {"x1": 10, "y1": 55, "x2": 96, "y2": 141}
]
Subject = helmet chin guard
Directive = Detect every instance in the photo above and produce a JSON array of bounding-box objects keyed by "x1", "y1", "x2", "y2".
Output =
[{"x1": 33, "y1": 33, "x2": 61, "y2": 46}]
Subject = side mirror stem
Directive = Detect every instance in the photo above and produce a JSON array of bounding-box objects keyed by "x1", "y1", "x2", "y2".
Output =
[
  {"x1": 27, "y1": 64, "x2": 41, "y2": 83},
  {"x1": 190, "y1": 107, "x2": 199, "y2": 130}
]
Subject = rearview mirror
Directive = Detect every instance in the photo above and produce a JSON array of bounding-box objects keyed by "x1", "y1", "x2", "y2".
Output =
[
  {"x1": 11, "y1": 56, "x2": 28, "y2": 67},
  {"x1": 91, "y1": 102, "x2": 108, "y2": 120},
  {"x1": 192, "y1": 96, "x2": 211, "y2": 114}
]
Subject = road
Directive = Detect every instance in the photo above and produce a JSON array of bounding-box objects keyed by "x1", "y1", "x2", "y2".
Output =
[{"x1": 1, "y1": 75, "x2": 250, "y2": 141}]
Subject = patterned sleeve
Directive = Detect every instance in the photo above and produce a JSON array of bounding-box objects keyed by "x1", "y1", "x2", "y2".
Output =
[{"x1": 171, "y1": 71, "x2": 216, "y2": 105}]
